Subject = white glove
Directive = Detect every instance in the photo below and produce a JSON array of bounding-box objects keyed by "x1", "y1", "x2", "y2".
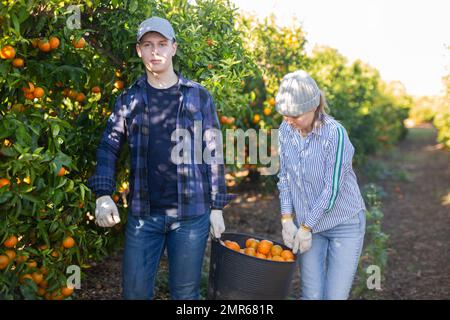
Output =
[
  {"x1": 293, "y1": 226, "x2": 312, "y2": 254},
  {"x1": 95, "y1": 195, "x2": 121, "y2": 228},
  {"x1": 281, "y1": 219, "x2": 298, "y2": 249},
  {"x1": 210, "y1": 209, "x2": 225, "y2": 239}
]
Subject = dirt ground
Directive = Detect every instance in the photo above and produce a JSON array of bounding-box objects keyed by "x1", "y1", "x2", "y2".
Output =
[{"x1": 77, "y1": 125, "x2": 450, "y2": 300}]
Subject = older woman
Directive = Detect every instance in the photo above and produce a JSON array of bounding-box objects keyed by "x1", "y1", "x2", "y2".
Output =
[{"x1": 276, "y1": 70, "x2": 367, "y2": 300}]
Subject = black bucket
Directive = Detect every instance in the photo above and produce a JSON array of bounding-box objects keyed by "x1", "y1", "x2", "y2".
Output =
[{"x1": 207, "y1": 232, "x2": 297, "y2": 300}]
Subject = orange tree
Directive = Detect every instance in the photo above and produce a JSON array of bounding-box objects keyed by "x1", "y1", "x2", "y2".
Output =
[
  {"x1": 0, "y1": 0, "x2": 254, "y2": 299},
  {"x1": 301, "y1": 46, "x2": 411, "y2": 165}
]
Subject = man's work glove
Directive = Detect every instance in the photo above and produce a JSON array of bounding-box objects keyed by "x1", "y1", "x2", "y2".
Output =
[
  {"x1": 281, "y1": 215, "x2": 298, "y2": 249},
  {"x1": 293, "y1": 224, "x2": 312, "y2": 254},
  {"x1": 95, "y1": 195, "x2": 121, "y2": 227},
  {"x1": 210, "y1": 209, "x2": 225, "y2": 239}
]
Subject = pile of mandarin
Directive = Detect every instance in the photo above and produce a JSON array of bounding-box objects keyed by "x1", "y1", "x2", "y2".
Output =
[{"x1": 223, "y1": 238, "x2": 295, "y2": 262}]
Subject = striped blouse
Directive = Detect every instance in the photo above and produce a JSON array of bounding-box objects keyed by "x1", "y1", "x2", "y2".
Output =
[{"x1": 277, "y1": 114, "x2": 366, "y2": 233}]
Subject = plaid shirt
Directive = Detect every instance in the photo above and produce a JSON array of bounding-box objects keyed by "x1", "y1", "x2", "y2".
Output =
[{"x1": 87, "y1": 73, "x2": 236, "y2": 218}]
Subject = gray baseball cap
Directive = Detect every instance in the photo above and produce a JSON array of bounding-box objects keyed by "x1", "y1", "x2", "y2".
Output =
[{"x1": 136, "y1": 16, "x2": 176, "y2": 43}]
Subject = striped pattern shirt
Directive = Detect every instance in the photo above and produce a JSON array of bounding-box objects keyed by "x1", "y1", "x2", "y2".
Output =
[{"x1": 277, "y1": 114, "x2": 366, "y2": 233}]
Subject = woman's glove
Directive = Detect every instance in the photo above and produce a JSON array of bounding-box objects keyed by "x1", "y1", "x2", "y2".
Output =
[
  {"x1": 210, "y1": 209, "x2": 225, "y2": 239},
  {"x1": 95, "y1": 195, "x2": 120, "y2": 227},
  {"x1": 281, "y1": 215, "x2": 298, "y2": 249},
  {"x1": 293, "y1": 225, "x2": 312, "y2": 254}
]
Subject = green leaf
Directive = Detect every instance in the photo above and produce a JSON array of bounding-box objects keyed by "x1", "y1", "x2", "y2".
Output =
[
  {"x1": 21, "y1": 193, "x2": 40, "y2": 203},
  {"x1": 12, "y1": 14, "x2": 20, "y2": 35},
  {"x1": 0, "y1": 192, "x2": 13, "y2": 205},
  {"x1": 51, "y1": 124, "x2": 60, "y2": 137}
]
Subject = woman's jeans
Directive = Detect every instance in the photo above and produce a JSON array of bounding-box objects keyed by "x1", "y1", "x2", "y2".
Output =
[
  {"x1": 298, "y1": 210, "x2": 366, "y2": 300},
  {"x1": 122, "y1": 212, "x2": 210, "y2": 300}
]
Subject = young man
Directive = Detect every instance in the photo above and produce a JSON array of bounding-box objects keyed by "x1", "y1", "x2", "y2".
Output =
[{"x1": 87, "y1": 16, "x2": 234, "y2": 300}]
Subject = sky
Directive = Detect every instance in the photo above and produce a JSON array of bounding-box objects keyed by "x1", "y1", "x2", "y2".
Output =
[{"x1": 230, "y1": 0, "x2": 449, "y2": 97}]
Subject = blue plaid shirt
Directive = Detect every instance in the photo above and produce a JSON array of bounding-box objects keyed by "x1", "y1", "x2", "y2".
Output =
[{"x1": 87, "y1": 73, "x2": 236, "y2": 218}]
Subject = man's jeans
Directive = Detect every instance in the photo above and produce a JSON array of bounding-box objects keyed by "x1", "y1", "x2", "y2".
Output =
[
  {"x1": 122, "y1": 212, "x2": 210, "y2": 300},
  {"x1": 298, "y1": 210, "x2": 366, "y2": 300}
]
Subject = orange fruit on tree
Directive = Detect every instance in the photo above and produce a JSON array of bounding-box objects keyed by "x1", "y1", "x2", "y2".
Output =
[
  {"x1": 20, "y1": 274, "x2": 33, "y2": 284},
  {"x1": 114, "y1": 80, "x2": 124, "y2": 90},
  {"x1": 226, "y1": 117, "x2": 235, "y2": 125},
  {"x1": 61, "y1": 286, "x2": 74, "y2": 297},
  {"x1": 40, "y1": 267, "x2": 48, "y2": 276},
  {"x1": 253, "y1": 114, "x2": 261, "y2": 124},
  {"x1": 0, "y1": 178, "x2": 11, "y2": 189},
  {"x1": 37, "y1": 287, "x2": 46, "y2": 296},
  {"x1": 207, "y1": 63, "x2": 213, "y2": 70},
  {"x1": 38, "y1": 40, "x2": 51, "y2": 52},
  {"x1": 0, "y1": 45, "x2": 15, "y2": 59},
  {"x1": 62, "y1": 236, "x2": 75, "y2": 249},
  {"x1": 31, "y1": 272, "x2": 44, "y2": 285},
  {"x1": 115, "y1": 69, "x2": 122, "y2": 78},
  {"x1": 49, "y1": 36, "x2": 60, "y2": 50},
  {"x1": 12, "y1": 58, "x2": 24, "y2": 68},
  {"x1": 4, "y1": 250, "x2": 16, "y2": 260},
  {"x1": 91, "y1": 86, "x2": 101, "y2": 93},
  {"x1": 220, "y1": 115, "x2": 228, "y2": 125},
  {"x1": 33, "y1": 87, "x2": 45, "y2": 99},
  {"x1": 24, "y1": 92, "x2": 35, "y2": 100},
  {"x1": 263, "y1": 107, "x2": 272, "y2": 116},
  {"x1": 75, "y1": 92, "x2": 86, "y2": 102},
  {"x1": 257, "y1": 239, "x2": 273, "y2": 255},
  {"x1": 16, "y1": 254, "x2": 28, "y2": 264},
  {"x1": 268, "y1": 97, "x2": 276, "y2": 107},
  {"x1": 31, "y1": 39, "x2": 39, "y2": 48},
  {"x1": 4, "y1": 235, "x2": 18, "y2": 248},
  {"x1": 39, "y1": 279, "x2": 48, "y2": 288},
  {"x1": 68, "y1": 89, "x2": 78, "y2": 99},
  {"x1": 280, "y1": 249, "x2": 295, "y2": 261},
  {"x1": 270, "y1": 244, "x2": 283, "y2": 257},
  {"x1": 57, "y1": 167, "x2": 66, "y2": 177},
  {"x1": 72, "y1": 37, "x2": 86, "y2": 48},
  {"x1": 38, "y1": 244, "x2": 49, "y2": 250},
  {"x1": 51, "y1": 291, "x2": 65, "y2": 300},
  {"x1": 27, "y1": 260, "x2": 38, "y2": 269},
  {"x1": 0, "y1": 255, "x2": 10, "y2": 270},
  {"x1": 22, "y1": 81, "x2": 35, "y2": 94}
]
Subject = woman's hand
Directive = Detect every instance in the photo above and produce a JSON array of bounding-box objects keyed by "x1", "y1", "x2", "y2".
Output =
[
  {"x1": 281, "y1": 214, "x2": 298, "y2": 249},
  {"x1": 293, "y1": 225, "x2": 312, "y2": 254}
]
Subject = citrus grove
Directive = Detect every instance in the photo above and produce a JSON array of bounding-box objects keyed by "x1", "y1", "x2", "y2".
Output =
[{"x1": 1, "y1": 0, "x2": 411, "y2": 299}]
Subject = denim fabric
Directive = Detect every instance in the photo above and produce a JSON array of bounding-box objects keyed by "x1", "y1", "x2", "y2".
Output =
[
  {"x1": 122, "y1": 212, "x2": 210, "y2": 300},
  {"x1": 298, "y1": 209, "x2": 366, "y2": 300}
]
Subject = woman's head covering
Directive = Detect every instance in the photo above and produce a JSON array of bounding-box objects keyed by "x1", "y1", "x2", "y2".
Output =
[{"x1": 276, "y1": 70, "x2": 321, "y2": 117}]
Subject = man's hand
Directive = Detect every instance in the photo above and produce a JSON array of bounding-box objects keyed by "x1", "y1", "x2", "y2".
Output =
[
  {"x1": 281, "y1": 218, "x2": 298, "y2": 249},
  {"x1": 293, "y1": 225, "x2": 312, "y2": 254},
  {"x1": 95, "y1": 195, "x2": 120, "y2": 228},
  {"x1": 210, "y1": 209, "x2": 225, "y2": 239}
]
